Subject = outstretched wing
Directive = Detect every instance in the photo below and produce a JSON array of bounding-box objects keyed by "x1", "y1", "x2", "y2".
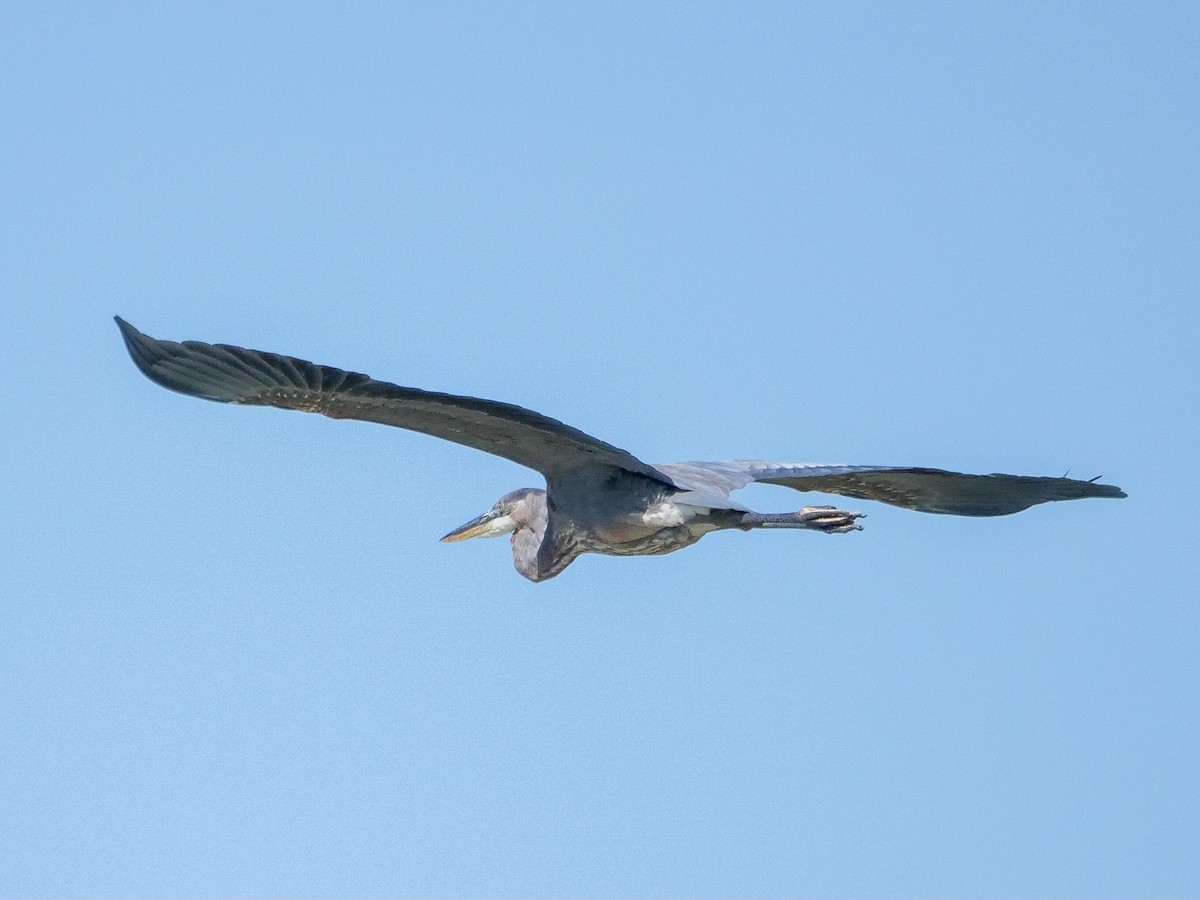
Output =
[
  {"x1": 115, "y1": 317, "x2": 671, "y2": 484},
  {"x1": 655, "y1": 460, "x2": 1126, "y2": 516}
]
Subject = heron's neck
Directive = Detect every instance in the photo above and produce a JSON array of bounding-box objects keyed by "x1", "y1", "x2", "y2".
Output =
[
  {"x1": 510, "y1": 527, "x2": 542, "y2": 581},
  {"x1": 510, "y1": 490, "x2": 550, "y2": 582}
]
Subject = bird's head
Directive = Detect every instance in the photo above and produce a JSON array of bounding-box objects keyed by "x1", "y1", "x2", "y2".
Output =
[{"x1": 439, "y1": 488, "x2": 546, "y2": 544}]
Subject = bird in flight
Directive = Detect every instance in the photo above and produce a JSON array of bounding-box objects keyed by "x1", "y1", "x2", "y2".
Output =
[{"x1": 116, "y1": 317, "x2": 1125, "y2": 582}]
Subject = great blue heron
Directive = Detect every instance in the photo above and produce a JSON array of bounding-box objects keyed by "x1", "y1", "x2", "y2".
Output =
[{"x1": 115, "y1": 317, "x2": 1125, "y2": 582}]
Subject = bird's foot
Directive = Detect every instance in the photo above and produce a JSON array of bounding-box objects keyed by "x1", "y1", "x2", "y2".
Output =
[{"x1": 796, "y1": 506, "x2": 865, "y2": 534}]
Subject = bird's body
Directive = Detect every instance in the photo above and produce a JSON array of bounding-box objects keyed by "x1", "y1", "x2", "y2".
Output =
[{"x1": 115, "y1": 318, "x2": 1125, "y2": 582}]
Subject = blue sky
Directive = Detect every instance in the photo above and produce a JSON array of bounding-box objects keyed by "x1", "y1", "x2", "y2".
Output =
[{"x1": 2, "y1": 2, "x2": 1197, "y2": 896}]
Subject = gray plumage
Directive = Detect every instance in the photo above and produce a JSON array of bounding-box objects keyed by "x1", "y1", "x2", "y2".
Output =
[{"x1": 115, "y1": 317, "x2": 1126, "y2": 582}]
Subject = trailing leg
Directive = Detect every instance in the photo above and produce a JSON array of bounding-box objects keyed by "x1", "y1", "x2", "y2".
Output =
[{"x1": 740, "y1": 506, "x2": 864, "y2": 534}]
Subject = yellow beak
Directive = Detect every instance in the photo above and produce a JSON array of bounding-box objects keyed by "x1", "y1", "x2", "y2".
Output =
[{"x1": 439, "y1": 510, "x2": 515, "y2": 543}]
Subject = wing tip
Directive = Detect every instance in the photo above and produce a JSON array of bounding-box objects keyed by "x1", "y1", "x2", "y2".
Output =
[
  {"x1": 114, "y1": 316, "x2": 242, "y2": 403},
  {"x1": 113, "y1": 315, "x2": 140, "y2": 345},
  {"x1": 113, "y1": 315, "x2": 164, "y2": 375},
  {"x1": 113, "y1": 314, "x2": 135, "y2": 345}
]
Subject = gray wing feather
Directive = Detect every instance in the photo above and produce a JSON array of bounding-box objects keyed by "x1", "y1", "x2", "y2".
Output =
[
  {"x1": 116, "y1": 317, "x2": 671, "y2": 483},
  {"x1": 656, "y1": 460, "x2": 1126, "y2": 516}
]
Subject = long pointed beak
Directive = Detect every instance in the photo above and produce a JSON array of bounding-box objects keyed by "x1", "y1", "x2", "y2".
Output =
[{"x1": 439, "y1": 509, "x2": 513, "y2": 543}]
